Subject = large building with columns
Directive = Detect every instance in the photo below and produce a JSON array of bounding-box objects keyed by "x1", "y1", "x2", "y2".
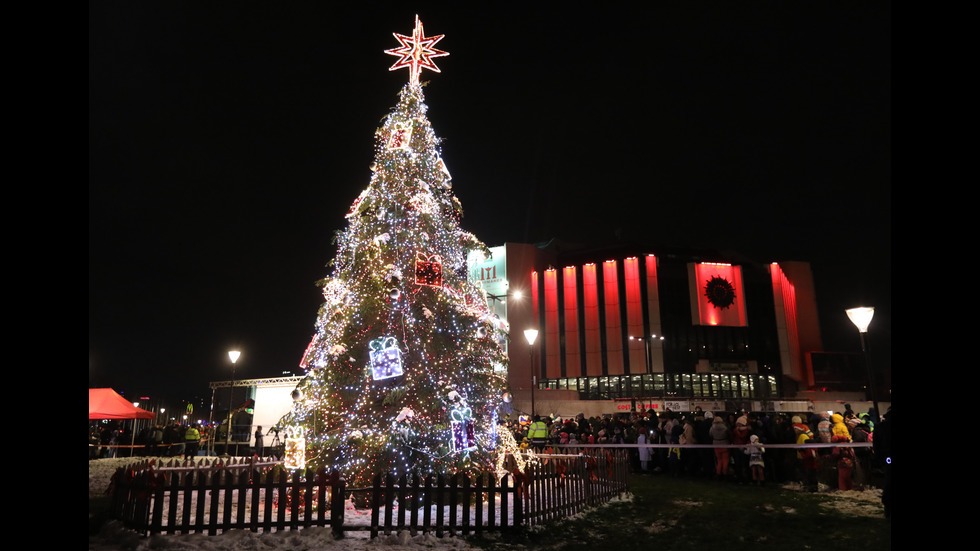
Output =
[{"x1": 468, "y1": 239, "x2": 835, "y2": 417}]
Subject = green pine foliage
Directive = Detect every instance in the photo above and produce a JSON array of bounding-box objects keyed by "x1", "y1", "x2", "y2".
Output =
[{"x1": 278, "y1": 83, "x2": 509, "y2": 489}]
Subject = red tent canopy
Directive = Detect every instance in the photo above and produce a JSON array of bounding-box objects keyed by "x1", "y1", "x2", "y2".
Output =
[{"x1": 89, "y1": 388, "x2": 156, "y2": 420}]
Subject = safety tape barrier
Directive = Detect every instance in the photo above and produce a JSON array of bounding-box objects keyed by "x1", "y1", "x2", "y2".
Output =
[
  {"x1": 90, "y1": 438, "x2": 213, "y2": 450},
  {"x1": 533, "y1": 442, "x2": 873, "y2": 449}
]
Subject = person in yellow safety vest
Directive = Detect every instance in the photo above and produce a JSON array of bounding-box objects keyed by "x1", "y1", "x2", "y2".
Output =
[
  {"x1": 184, "y1": 423, "x2": 201, "y2": 460},
  {"x1": 528, "y1": 415, "x2": 549, "y2": 448}
]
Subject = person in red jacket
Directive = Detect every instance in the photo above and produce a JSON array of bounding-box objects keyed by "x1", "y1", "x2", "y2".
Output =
[{"x1": 832, "y1": 435, "x2": 856, "y2": 490}]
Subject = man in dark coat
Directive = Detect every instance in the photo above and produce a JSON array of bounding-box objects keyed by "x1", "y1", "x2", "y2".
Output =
[{"x1": 872, "y1": 407, "x2": 891, "y2": 519}]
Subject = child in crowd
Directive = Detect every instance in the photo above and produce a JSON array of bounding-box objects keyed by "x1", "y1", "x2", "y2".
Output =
[
  {"x1": 637, "y1": 426, "x2": 652, "y2": 473},
  {"x1": 744, "y1": 434, "x2": 766, "y2": 486}
]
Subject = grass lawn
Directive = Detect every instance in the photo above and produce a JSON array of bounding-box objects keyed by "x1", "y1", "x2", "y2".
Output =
[{"x1": 467, "y1": 472, "x2": 891, "y2": 551}]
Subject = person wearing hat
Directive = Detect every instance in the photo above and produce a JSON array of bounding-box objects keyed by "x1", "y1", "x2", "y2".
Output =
[
  {"x1": 792, "y1": 416, "x2": 818, "y2": 491},
  {"x1": 816, "y1": 412, "x2": 833, "y2": 443},
  {"x1": 848, "y1": 415, "x2": 872, "y2": 487},
  {"x1": 831, "y1": 413, "x2": 852, "y2": 442}
]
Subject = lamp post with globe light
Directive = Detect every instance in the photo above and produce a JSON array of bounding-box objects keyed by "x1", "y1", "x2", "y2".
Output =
[
  {"x1": 845, "y1": 307, "x2": 879, "y2": 419},
  {"x1": 225, "y1": 350, "x2": 240, "y2": 456},
  {"x1": 524, "y1": 329, "x2": 538, "y2": 418}
]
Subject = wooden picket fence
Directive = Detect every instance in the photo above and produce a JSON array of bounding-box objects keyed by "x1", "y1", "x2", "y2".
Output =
[
  {"x1": 523, "y1": 448, "x2": 630, "y2": 528},
  {"x1": 107, "y1": 456, "x2": 347, "y2": 537},
  {"x1": 106, "y1": 449, "x2": 629, "y2": 538}
]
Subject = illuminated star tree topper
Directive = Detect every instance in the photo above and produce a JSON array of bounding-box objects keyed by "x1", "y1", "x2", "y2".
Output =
[{"x1": 384, "y1": 15, "x2": 449, "y2": 86}]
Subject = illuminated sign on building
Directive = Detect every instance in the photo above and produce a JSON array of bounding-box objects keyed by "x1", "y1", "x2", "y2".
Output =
[
  {"x1": 468, "y1": 245, "x2": 509, "y2": 366},
  {"x1": 468, "y1": 246, "x2": 507, "y2": 293}
]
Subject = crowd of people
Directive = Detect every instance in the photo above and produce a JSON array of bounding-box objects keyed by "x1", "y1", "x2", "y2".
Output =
[
  {"x1": 89, "y1": 421, "x2": 281, "y2": 461},
  {"x1": 89, "y1": 404, "x2": 892, "y2": 517},
  {"x1": 89, "y1": 421, "x2": 210, "y2": 460},
  {"x1": 504, "y1": 404, "x2": 891, "y2": 500}
]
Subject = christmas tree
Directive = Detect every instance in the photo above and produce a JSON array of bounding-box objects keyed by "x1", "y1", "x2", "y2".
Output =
[{"x1": 278, "y1": 16, "x2": 512, "y2": 489}]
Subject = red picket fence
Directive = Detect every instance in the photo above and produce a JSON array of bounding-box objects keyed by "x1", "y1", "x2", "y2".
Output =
[{"x1": 106, "y1": 449, "x2": 630, "y2": 538}]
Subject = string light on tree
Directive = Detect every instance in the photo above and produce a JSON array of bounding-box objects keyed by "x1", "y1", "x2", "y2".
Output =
[{"x1": 276, "y1": 17, "x2": 511, "y2": 489}]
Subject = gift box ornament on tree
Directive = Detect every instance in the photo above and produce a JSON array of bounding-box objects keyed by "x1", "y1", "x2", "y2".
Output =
[
  {"x1": 284, "y1": 427, "x2": 307, "y2": 470},
  {"x1": 451, "y1": 406, "x2": 477, "y2": 453},
  {"x1": 369, "y1": 337, "x2": 404, "y2": 380},
  {"x1": 387, "y1": 121, "x2": 413, "y2": 150},
  {"x1": 415, "y1": 252, "x2": 443, "y2": 287},
  {"x1": 447, "y1": 390, "x2": 477, "y2": 453}
]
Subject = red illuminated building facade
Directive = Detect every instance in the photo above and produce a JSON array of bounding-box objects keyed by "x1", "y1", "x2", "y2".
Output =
[{"x1": 470, "y1": 240, "x2": 829, "y2": 410}]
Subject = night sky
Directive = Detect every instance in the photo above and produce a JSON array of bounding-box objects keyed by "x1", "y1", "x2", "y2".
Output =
[{"x1": 89, "y1": 3, "x2": 891, "y2": 406}]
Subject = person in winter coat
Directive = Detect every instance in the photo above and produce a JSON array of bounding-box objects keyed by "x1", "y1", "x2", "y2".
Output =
[
  {"x1": 793, "y1": 417, "x2": 818, "y2": 491},
  {"x1": 668, "y1": 416, "x2": 684, "y2": 476},
  {"x1": 636, "y1": 426, "x2": 653, "y2": 473},
  {"x1": 731, "y1": 416, "x2": 752, "y2": 482},
  {"x1": 695, "y1": 413, "x2": 714, "y2": 478},
  {"x1": 744, "y1": 434, "x2": 766, "y2": 486},
  {"x1": 849, "y1": 416, "x2": 873, "y2": 484},
  {"x1": 681, "y1": 417, "x2": 698, "y2": 476},
  {"x1": 528, "y1": 415, "x2": 550, "y2": 449},
  {"x1": 816, "y1": 412, "x2": 833, "y2": 443},
  {"x1": 872, "y1": 407, "x2": 891, "y2": 518},
  {"x1": 832, "y1": 435, "x2": 855, "y2": 490},
  {"x1": 184, "y1": 423, "x2": 201, "y2": 459},
  {"x1": 162, "y1": 423, "x2": 178, "y2": 456},
  {"x1": 709, "y1": 414, "x2": 732, "y2": 480},
  {"x1": 149, "y1": 424, "x2": 164, "y2": 456},
  {"x1": 831, "y1": 413, "x2": 852, "y2": 441}
]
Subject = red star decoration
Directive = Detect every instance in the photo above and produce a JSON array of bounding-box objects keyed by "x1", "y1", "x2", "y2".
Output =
[{"x1": 384, "y1": 15, "x2": 449, "y2": 86}]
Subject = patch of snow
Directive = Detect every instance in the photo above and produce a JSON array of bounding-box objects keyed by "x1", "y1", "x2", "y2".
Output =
[{"x1": 89, "y1": 458, "x2": 488, "y2": 550}]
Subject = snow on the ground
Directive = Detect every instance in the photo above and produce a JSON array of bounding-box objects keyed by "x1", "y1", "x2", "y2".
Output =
[
  {"x1": 89, "y1": 457, "x2": 884, "y2": 550},
  {"x1": 89, "y1": 457, "x2": 484, "y2": 550}
]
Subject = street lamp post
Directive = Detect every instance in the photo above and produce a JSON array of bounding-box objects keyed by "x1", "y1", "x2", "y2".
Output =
[
  {"x1": 846, "y1": 307, "x2": 879, "y2": 419},
  {"x1": 225, "y1": 350, "x2": 240, "y2": 457},
  {"x1": 524, "y1": 329, "x2": 538, "y2": 419},
  {"x1": 630, "y1": 335, "x2": 654, "y2": 372},
  {"x1": 207, "y1": 387, "x2": 217, "y2": 456}
]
